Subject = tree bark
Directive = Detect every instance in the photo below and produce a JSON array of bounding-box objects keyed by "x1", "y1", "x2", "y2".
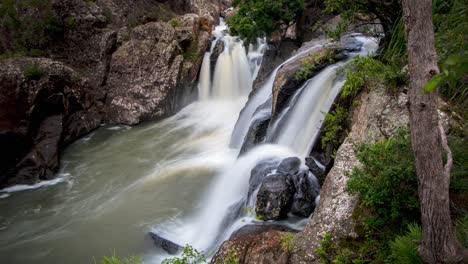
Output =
[{"x1": 402, "y1": 0, "x2": 467, "y2": 263}]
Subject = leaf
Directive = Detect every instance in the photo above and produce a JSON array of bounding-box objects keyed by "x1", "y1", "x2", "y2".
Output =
[{"x1": 423, "y1": 74, "x2": 443, "y2": 93}]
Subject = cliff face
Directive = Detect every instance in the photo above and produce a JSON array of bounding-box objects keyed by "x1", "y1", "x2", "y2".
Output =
[{"x1": 0, "y1": 0, "x2": 224, "y2": 188}]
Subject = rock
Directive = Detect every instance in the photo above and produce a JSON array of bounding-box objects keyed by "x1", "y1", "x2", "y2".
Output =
[
  {"x1": 305, "y1": 157, "x2": 325, "y2": 186},
  {"x1": 255, "y1": 174, "x2": 294, "y2": 220},
  {"x1": 0, "y1": 58, "x2": 102, "y2": 188},
  {"x1": 248, "y1": 158, "x2": 281, "y2": 199},
  {"x1": 210, "y1": 40, "x2": 225, "y2": 78},
  {"x1": 147, "y1": 232, "x2": 182, "y2": 255},
  {"x1": 211, "y1": 230, "x2": 290, "y2": 264},
  {"x1": 277, "y1": 157, "x2": 301, "y2": 175},
  {"x1": 230, "y1": 224, "x2": 297, "y2": 240},
  {"x1": 290, "y1": 171, "x2": 319, "y2": 217},
  {"x1": 104, "y1": 13, "x2": 210, "y2": 125},
  {"x1": 239, "y1": 98, "x2": 272, "y2": 155}
]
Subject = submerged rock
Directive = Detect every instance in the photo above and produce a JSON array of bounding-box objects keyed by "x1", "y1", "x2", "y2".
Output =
[
  {"x1": 248, "y1": 158, "x2": 280, "y2": 199},
  {"x1": 147, "y1": 232, "x2": 182, "y2": 255},
  {"x1": 305, "y1": 157, "x2": 325, "y2": 186},
  {"x1": 290, "y1": 171, "x2": 319, "y2": 217},
  {"x1": 255, "y1": 173, "x2": 294, "y2": 220}
]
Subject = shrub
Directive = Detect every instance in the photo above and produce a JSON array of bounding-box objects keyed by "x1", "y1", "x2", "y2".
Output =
[
  {"x1": 99, "y1": 254, "x2": 142, "y2": 264},
  {"x1": 161, "y1": 245, "x2": 206, "y2": 264},
  {"x1": 169, "y1": 18, "x2": 182, "y2": 28},
  {"x1": 455, "y1": 215, "x2": 468, "y2": 248},
  {"x1": 347, "y1": 129, "x2": 420, "y2": 229},
  {"x1": 295, "y1": 47, "x2": 337, "y2": 81},
  {"x1": 321, "y1": 105, "x2": 349, "y2": 156},
  {"x1": 23, "y1": 64, "x2": 44, "y2": 81},
  {"x1": 389, "y1": 223, "x2": 423, "y2": 264},
  {"x1": 280, "y1": 233, "x2": 295, "y2": 252}
]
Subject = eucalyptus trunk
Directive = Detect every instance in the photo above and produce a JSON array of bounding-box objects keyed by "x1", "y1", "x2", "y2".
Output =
[{"x1": 402, "y1": 0, "x2": 467, "y2": 262}]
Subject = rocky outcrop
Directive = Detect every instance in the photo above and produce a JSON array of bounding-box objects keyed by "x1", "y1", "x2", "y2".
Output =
[
  {"x1": 290, "y1": 85, "x2": 409, "y2": 264},
  {"x1": 211, "y1": 230, "x2": 291, "y2": 264},
  {"x1": 249, "y1": 157, "x2": 320, "y2": 221},
  {"x1": 0, "y1": 58, "x2": 103, "y2": 188},
  {"x1": 105, "y1": 14, "x2": 211, "y2": 124}
]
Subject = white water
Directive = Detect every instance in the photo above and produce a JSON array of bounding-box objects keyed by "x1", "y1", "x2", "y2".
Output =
[{"x1": 269, "y1": 36, "x2": 379, "y2": 156}]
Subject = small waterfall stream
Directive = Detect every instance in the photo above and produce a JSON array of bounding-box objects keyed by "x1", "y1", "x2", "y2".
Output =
[{"x1": 0, "y1": 16, "x2": 378, "y2": 263}]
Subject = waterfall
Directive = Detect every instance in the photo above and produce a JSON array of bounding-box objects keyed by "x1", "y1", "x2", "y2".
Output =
[
  {"x1": 268, "y1": 36, "x2": 379, "y2": 156},
  {"x1": 198, "y1": 19, "x2": 266, "y2": 100}
]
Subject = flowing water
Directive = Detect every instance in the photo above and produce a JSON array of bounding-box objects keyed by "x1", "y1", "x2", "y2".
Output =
[{"x1": 0, "y1": 22, "x2": 377, "y2": 263}]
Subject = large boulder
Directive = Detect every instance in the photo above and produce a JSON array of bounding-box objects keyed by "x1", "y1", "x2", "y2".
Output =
[
  {"x1": 0, "y1": 58, "x2": 103, "y2": 188},
  {"x1": 290, "y1": 171, "x2": 319, "y2": 217},
  {"x1": 255, "y1": 173, "x2": 294, "y2": 220},
  {"x1": 147, "y1": 232, "x2": 182, "y2": 255},
  {"x1": 104, "y1": 14, "x2": 210, "y2": 125},
  {"x1": 211, "y1": 230, "x2": 291, "y2": 264}
]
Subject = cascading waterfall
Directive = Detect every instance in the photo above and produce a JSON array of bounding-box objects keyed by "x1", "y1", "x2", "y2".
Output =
[{"x1": 198, "y1": 19, "x2": 266, "y2": 100}]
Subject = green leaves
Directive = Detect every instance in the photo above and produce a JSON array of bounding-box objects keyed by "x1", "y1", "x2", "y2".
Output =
[
  {"x1": 226, "y1": 0, "x2": 304, "y2": 43},
  {"x1": 423, "y1": 54, "x2": 468, "y2": 94},
  {"x1": 423, "y1": 73, "x2": 443, "y2": 93}
]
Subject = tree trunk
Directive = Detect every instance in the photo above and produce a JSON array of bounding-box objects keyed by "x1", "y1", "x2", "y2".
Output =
[{"x1": 402, "y1": 0, "x2": 467, "y2": 263}]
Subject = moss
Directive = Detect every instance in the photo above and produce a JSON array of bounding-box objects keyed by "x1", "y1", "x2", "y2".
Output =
[
  {"x1": 169, "y1": 18, "x2": 182, "y2": 28},
  {"x1": 295, "y1": 47, "x2": 338, "y2": 81},
  {"x1": 280, "y1": 233, "x2": 295, "y2": 252},
  {"x1": 23, "y1": 64, "x2": 45, "y2": 81}
]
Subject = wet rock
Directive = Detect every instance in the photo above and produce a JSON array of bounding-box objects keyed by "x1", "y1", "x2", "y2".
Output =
[
  {"x1": 305, "y1": 157, "x2": 325, "y2": 186},
  {"x1": 230, "y1": 224, "x2": 297, "y2": 240},
  {"x1": 239, "y1": 98, "x2": 272, "y2": 155},
  {"x1": 290, "y1": 171, "x2": 319, "y2": 217},
  {"x1": 255, "y1": 174, "x2": 294, "y2": 220},
  {"x1": 210, "y1": 40, "x2": 225, "y2": 78},
  {"x1": 248, "y1": 158, "x2": 281, "y2": 199},
  {"x1": 277, "y1": 157, "x2": 301, "y2": 175},
  {"x1": 211, "y1": 230, "x2": 290, "y2": 264},
  {"x1": 0, "y1": 58, "x2": 102, "y2": 188},
  {"x1": 147, "y1": 232, "x2": 182, "y2": 255}
]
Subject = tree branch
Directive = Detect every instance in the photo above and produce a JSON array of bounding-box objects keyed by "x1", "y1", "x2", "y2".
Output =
[{"x1": 438, "y1": 122, "x2": 453, "y2": 177}]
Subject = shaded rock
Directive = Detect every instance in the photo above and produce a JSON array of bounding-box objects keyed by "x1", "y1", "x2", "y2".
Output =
[
  {"x1": 210, "y1": 40, "x2": 225, "y2": 78},
  {"x1": 255, "y1": 174, "x2": 294, "y2": 220},
  {"x1": 147, "y1": 232, "x2": 182, "y2": 255},
  {"x1": 290, "y1": 171, "x2": 319, "y2": 217},
  {"x1": 239, "y1": 98, "x2": 272, "y2": 155},
  {"x1": 230, "y1": 224, "x2": 298, "y2": 240},
  {"x1": 305, "y1": 157, "x2": 325, "y2": 186},
  {"x1": 211, "y1": 230, "x2": 290, "y2": 264},
  {"x1": 0, "y1": 58, "x2": 102, "y2": 188},
  {"x1": 277, "y1": 157, "x2": 301, "y2": 175},
  {"x1": 248, "y1": 158, "x2": 281, "y2": 199}
]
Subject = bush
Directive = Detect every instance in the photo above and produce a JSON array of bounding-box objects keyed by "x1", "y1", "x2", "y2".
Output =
[
  {"x1": 23, "y1": 64, "x2": 44, "y2": 81},
  {"x1": 390, "y1": 223, "x2": 423, "y2": 264},
  {"x1": 295, "y1": 47, "x2": 337, "y2": 81},
  {"x1": 169, "y1": 18, "x2": 182, "y2": 28},
  {"x1": 99, "y1": 254, "x2": 142, "y2": 264},
  {"x1": 280, "y1": 233, "x2": 295, "y2": 252},
  {"x1": 321, "y1": 105, "x2": 349, "y2": 156},
  {"x1": 347, "y1": 130, "x2": 420, "y2": 229},
  {"x1": 161, "y1": 245, "x2": 206, "y2": 264}
]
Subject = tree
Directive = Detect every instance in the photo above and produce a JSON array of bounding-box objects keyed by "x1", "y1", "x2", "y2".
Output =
[
  {"x1": 401, "y1": 0, "x2": 467, "y2": 262},
  {"x1": 226, "y1": 0, "x2": 305, "y2": 43}
]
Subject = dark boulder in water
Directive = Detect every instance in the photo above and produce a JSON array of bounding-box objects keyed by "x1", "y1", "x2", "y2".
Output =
[
  {"x1": 305, "y1": 157, "x2": 325, "y2": 186},
  {"x1": 255, "y1": 173, "x2": 294, "y2": 220},
  {"x1": 248, "y1": 158, "x2": 280, "y2": 199},
  {"x1": 147, "y1": 232, "x2": 182, "y2": 255},
  {"x1": 290, "y1": 171, "x2": 319, "y2": 217},
  {"x1": 277, "y1": 157, "x2": 301, "y2": 175}
]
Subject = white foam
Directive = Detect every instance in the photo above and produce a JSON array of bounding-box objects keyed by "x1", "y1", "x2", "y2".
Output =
[{"x1": 0, "y1": 176, "x2": 67, "y2": 194}]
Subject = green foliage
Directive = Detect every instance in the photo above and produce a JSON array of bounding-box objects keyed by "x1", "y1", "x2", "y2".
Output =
[
  {"x1": 23, "y1": 64, "x2": 44, "y2": 81},
  {"x1": 340, "y1": 56, "x2": 385, "y2": 99},
  {"x1": 226, "y1": 0, "x2": 305, "y2": 43},
  {"x1": 321, "y1": 106, "x2": 348, "y2": 157},
  {"x1": 169, "y1": 18, "x2": 182, "y2": 28},
  {"x1": 389, "y1": 223, "x2": 423, "y2": 264},
  {"x1": 66, "y1": 16, "x2": 76, "y2": 28},
  {"x1": 347, "y1": 130, "x2": 420, "y2": 229},
  {"x1": 316, "y1": 232, "x2": 334, "y2": 264},
  {"x1": 102, "y1": 7, "x2": 113, "y2": 22},
  {"x1": 280, "y1": 233, "x2": 295, "y2": 252},
  {"x1": 455, "y1": 215, "x2": 468, "y2": 248},
  {"x1": 99, "y1": 253, "x2": 142, "y2": 264},
  {"x1": 224, "y1": 250, "x2": 240, "y2": 264},
  {"x1": 161, "y1": 245, "x2": 206, "y2": 264},
  {"x1": 449, "y1": 134, "x2": 468, "y2": 192},
  {"x1": 0, "y1": 0, "x2": 65, "y2": 55},
  {"x1": 295, "y1": 47, "x2": 337, "y2": 81}
]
